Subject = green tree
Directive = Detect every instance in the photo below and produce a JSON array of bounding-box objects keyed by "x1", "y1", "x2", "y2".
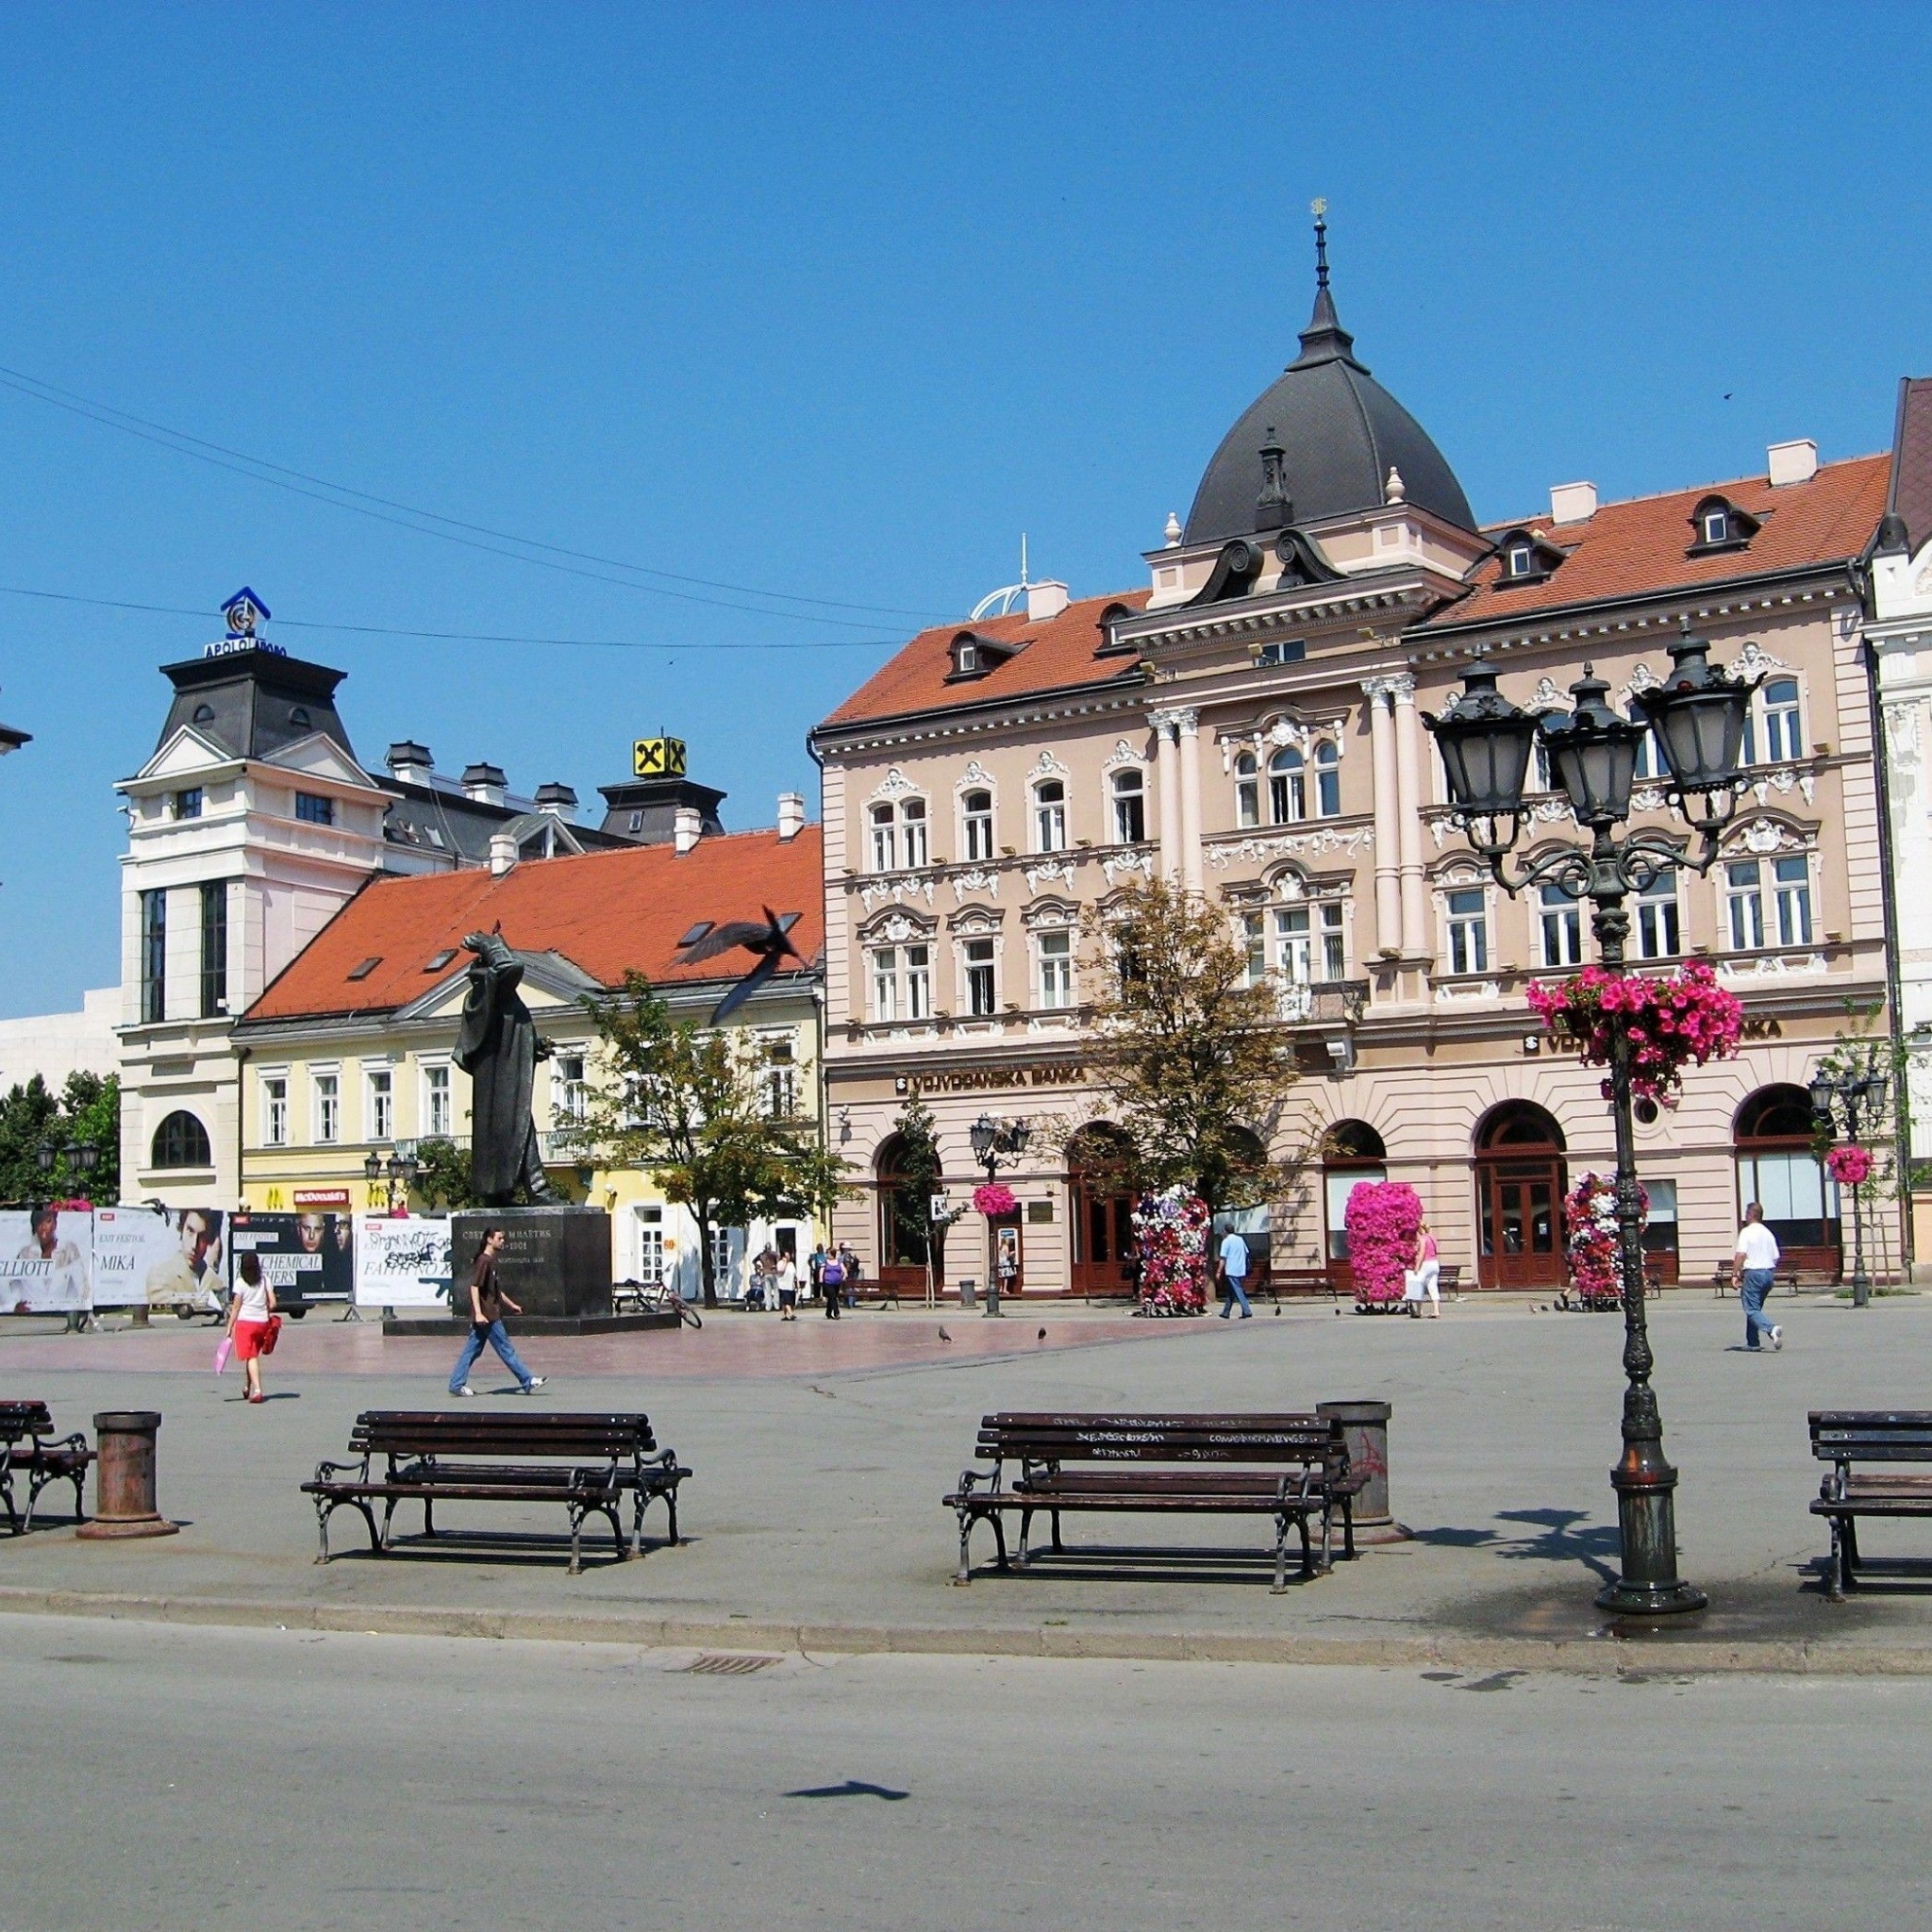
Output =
[
  {"x1": 0, "y1": 1072, "x2": 118, "y2": 1205},
  {"x1": 412, "y1": 1136, "x2": 482, "y2": 1211},
  {"x1": 568, "y1": 973, "x2": 846, "y2": 1307},
  {"x1": 1073, "y1": 878, "x2": 1304, "y2": 1211},
  {"x1": 883, "y1": 1093, "x2": 952, "y2": 1283}
]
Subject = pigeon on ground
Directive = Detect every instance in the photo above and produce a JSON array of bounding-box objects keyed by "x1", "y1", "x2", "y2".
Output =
[
  {"x1": 1037, "y1": 1326, "x2": 1046, "y2": 1341},
  {"x1": 938, "y1": 1326, "x2": 952, "y2": 1342},
  {"x1": 675, "y1": 907, "x2": 809, "y2": 1024}
]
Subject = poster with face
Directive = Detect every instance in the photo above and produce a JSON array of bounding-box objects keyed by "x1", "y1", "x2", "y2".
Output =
[
  {"x1": 0, "y1": 1208, "x2": 93, "y2": 1313},
  {"x1": 228, "y1": 1211, "x2": 354, "y2": 1307},
  {"x1": 353, "y1": 1214, "x2": 453, "y2": 1308},
  {"x1": 91, "y1": 1207, "x2": 226, "y2": 1312}
]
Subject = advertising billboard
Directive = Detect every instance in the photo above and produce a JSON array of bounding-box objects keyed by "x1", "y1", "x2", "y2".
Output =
[
  {"x1": 353, "y1": 1214, "x2": 453, "y2": 1309},
  {"x1": 0, "y1": 1208, "x2": 93, "y2": 1314},
  {"x1": 227, "y1": 1210, "x2": 354, "y2": 1308},
  {"x1": 89, "y1": 1206, "x2": 226, "y2": 1312}
]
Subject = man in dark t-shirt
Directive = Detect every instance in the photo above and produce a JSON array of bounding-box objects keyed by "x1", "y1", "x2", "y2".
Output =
[{"x1": 447, "y1": 1227, "x2": 548, "y2": 1396}]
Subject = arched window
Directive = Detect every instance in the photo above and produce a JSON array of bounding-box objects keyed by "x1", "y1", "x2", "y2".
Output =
[
  {"x1": 961, "y1": 789, "x2": 993, "y2": 862},
  {"x1": 1763, "y1": 677, "x2": 1803, "y2": 764},
  {"x1": 1314, "y1": 741, "x2": 1341, "y2": 817},
  {"x1": 869, "y1": 803, "x2": 896, "y2": 873},
  {"x1": 151, "y1": 1110, "x2": 212, "y2": 1170},
  {"x1": 1322, "y1": 1121, "x2": 1387, "y2": 1264},
  {"x1": 1735, "y1": 1086, "x2": 1839, "y2": 1272},
  {"x1": 1269, "y1": 747, "x2": 1306, "y2": 824},
  {"x1": 1474, "y1": 1102, "x2": 1566, "y2": 1289},
  {"x1": 1234, "y1": 753, "x2": 1259, "y2": 828},
  {"x1": 1034, "y1": 779, "x2": 1067, "y2": 853},
  {"x1": 900, "y1": 797, "x2": 928, "y2": 869},
  {"x1": 1110, "y1": 768, "x2": 1146, "y2": 844}
]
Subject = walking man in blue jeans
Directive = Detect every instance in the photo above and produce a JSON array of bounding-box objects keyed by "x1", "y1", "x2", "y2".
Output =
[
  {"x1": 450, "y1": 1226, "x2": 548, "y2": 1395},
  {"x1": 1732, "y1": 1202, "x2": 1784, "y2": 1352},
  {"x1": 1217, "y1": 1226, "x2": 1255, "y2": 1319}
]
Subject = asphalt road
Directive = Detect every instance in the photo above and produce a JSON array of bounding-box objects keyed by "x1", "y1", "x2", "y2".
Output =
[{"x1": 3, "y1": 1614, "x2": 1927, "y2": 1932}]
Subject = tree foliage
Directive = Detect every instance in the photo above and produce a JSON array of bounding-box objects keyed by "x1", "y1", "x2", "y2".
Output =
[
  {"x1": 412, "y1": 1136, "x2": 482, "y2": 1211},
  {"x1": 0, "y1": 1072, "x2": 119, "y2": 1206},
  {"x1": 567, "y1": 972, "x2": 846, "y2": 1306},
  {"x1": 883, "y1": 1093, "x2": 949, "y2": 1276},
  {"x1": 1072, "y1": 879, "x2": 1302, "y2": 1210}
]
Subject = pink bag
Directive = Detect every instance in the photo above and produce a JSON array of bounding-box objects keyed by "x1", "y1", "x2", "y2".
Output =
[{"x1": 214, "y1": 1336, "x2": 233, "y2": 1375}]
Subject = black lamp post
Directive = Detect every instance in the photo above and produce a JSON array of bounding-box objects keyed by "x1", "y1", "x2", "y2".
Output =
[
  {"x1": 1809, "y1": 1054, "x2": 1889, "y2": 1308},
  {"x1": 968, "y1": 1113, "x2": 1031, "y2": 1317},
  {"x1": 363, "y1": 1147, "x2": 420, "y2": 1212},
  {"x1": 1424, "y1": 625, "x2": 1757, "y2": 1619}
]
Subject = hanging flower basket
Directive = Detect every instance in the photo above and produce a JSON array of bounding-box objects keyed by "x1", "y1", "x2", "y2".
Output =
[
  {"x1": 1130, "y1": 1187, "x2": 1209, "y2": 1316},
  {"x1": 1825, "y1": 1143, "x2": 1874, "y2": 1188},
  {"x1": 1525, "y1": 958, "x2": 1743, "y2": 1104},
  {"x1": 1561, "y1": 1171, "x2": 1648, "y2": 1312},
  {"x1": 1344, "y1": 1181, "x2": 1423, "y2": 1307},
  {"x1": 972, "y1": 1181, "x2": 1018, "y2": 1219}
]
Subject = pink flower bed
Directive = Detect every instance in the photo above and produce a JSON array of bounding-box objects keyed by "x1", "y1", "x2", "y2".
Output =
[
  {"x1": 1344, "y1": 1181, "x2": 1423, "y2": 1306},
  {"x1": 1526, "y1": 958, "x2": 1742, "y2": 1104}
]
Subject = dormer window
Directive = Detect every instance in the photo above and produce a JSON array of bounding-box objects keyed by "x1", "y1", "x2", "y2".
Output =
[
  {"x1": 956, "y1": 642, "x2": 976, "y2": 674},
  {"x1": 1687, "y1": 493, "x2": 1759, "y2": 556},
  {"x1": 1491, "y1": 527, "x2": 1563, "y2": 586},
  {"x1": 1507, "y1": 543, "x2": 1535, "y2": 578},
  {"x1": 945, "y1": 628, "x2": 1024, "y2": 681}
]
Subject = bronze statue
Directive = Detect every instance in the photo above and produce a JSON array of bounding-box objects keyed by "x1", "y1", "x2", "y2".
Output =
[{"x1": 453, "y1": 929, "x2": 557, "y2": 1207}]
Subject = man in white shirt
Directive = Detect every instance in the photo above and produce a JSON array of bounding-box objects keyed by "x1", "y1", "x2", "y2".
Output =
[
  {"x1": 1216, "y1": 1228, "x2": 1254, "y2": 1320},
  {"x1": 1732, "y1": 1203, "x2": 1783, "y2": 1352}
]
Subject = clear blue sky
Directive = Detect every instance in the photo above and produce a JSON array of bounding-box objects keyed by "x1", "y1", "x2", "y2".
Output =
[{"x1": 2, "y1": 4, "x2": 1927, "y2": 1017}]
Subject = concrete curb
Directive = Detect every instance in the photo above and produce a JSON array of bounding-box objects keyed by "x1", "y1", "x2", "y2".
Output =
[{"x1": 1, "y1": 1584, "x2": 1928, "y2": 1676}]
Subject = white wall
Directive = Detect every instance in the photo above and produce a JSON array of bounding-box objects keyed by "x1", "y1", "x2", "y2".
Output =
[{"x1": 0, "y1": 988, "x2": 119, "y2": 1093}]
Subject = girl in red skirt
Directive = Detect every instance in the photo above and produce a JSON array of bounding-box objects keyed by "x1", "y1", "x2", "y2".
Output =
[{"x1": 227, "y1": 1251, "x2": 277, "y2": 1404}]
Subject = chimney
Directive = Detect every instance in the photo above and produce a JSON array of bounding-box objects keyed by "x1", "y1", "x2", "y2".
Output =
[
  {"x1": 673, "y1": 806, "x2": 702, "y2": 855},
  {"x1": 1025, "y1": 580, "x2": 1069, "y2": 623},
  {"x1": 461, "y1": 761, "x2": 508, "y2": 808},
  {"x1": 1768, "y1": 439, "x2": 1818, "y2": 487},
  {"x1": 386, "y1": 741, "x2": 435, "y2": 784},
  {"x1": 488, "y1": 830, "x2": 517, "y2": 876},
  {"x1": 1549, "y1": 481, "x2": 1598, "y2": 525},
  {"x1": 777, "y1": 791, "x2": 806, "y2": 841},
  {"x1": 533, "y1": 781, "x2": 577, "y2": 824}
]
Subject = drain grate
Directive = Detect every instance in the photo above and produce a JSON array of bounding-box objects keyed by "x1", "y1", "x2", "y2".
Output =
[{"x1": 683, "y1": 1653, "x2": 782, "y2": 1675}]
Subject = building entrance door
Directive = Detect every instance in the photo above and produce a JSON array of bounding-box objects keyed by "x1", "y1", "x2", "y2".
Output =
[
  {"x1": 1474, "y1": 1103, "x2": 1568, "y2": 1290},
  {"x1": 1068, "y1": 1124, "x2": 1135, "y2": 1298}
]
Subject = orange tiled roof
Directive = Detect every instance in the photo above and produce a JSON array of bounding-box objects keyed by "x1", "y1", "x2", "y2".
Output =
[
  {"x1": 1421, "y1": 454, "x2": 1889, "y2": 631},
  {"x1": 817, "y1": 589, "x2": 1150, "y2": 730},
  {"x1": 241, "y1": 825, "x2": 824, "y2": 1024}
]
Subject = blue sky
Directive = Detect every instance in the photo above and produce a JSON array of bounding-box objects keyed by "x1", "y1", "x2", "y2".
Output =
[{"x1": 2, "y1": 3, "x2": 1928, "y2": 1016}]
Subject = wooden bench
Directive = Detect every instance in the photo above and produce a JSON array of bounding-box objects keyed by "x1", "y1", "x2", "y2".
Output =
[
  {"x1": 302, "y1": 1411, "x2": 691, "y2": 1574},
  {"x1": 944, "y1": 1412, "x2": 1363, "y2": 1592},
  {"x1": 0, "y1": 1401, "x2": 93, "y2": 1534},
  {"x1": 1809, "y1": 1410, "x2": 1932, "y2": 1600},
  {"x1": 1265, "y1": 1268, "x2": 1344, "y2": 1303}
]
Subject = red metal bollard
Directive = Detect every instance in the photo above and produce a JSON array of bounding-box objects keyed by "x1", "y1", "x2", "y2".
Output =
[{"x1": 75, "y1": 1410, "x2": 179, "y2": 1540}]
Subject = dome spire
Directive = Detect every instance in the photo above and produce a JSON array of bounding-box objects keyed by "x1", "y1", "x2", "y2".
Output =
[{"x1": 1292, "y1": 198, "x2": 1360, "y2": 370}]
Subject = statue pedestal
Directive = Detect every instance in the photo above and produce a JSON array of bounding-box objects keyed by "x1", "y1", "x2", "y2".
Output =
[{"x1": 383, "y1": 1207, "x2": 676, "y2": 1336}]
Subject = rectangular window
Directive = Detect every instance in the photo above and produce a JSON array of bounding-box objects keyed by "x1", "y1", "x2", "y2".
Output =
[
  {"x1": 1764, "y1": 679, "x2": 1803, "y2": 764},
  {"x1": 1635, "y1": 876, "x2": 1680, "y2": 959},
  {"x1": 869, "y1": 806, "x2": 895, "y2": 872},
  {"x1": 636, "y1": 1207, "x2": 665, "y2": 1286},
  {"x1": 709, "y1": 1225, "x2": 734, "y2": 1291},
  {"x1": 174, "y1": 787, "x2": 203, "y2": 820},
  {"x1": 1235, "y1": 761, "x2": 1260, "y2": 828},
  {"x1": 1111, "y1": 774, "x2": 1145, "y2": 844},
  {"x1": 314, "y1": 1072, "x2": 341, "y2": 1144},
  {"x1": 555, "y1": 1053, "x2": 587, "y2": 1122},
  {"x1": 1321, "y1": 902, "x2": 1346, "y2": 980},
  {"x1": 904, "y1": 943, "x2": 931, "y2": 1020},
  {"x1": 902, "y1": 800, "x2": 928, "y2": 870},
  {"x1": 141, "y1": 888, "x2": 167, "y2": 1023},
  {"x1": 294, "y1": 792, "x2": 335, "y2": 826},
  {"x1": 964, "y1": 938, "x2": 996, "y2": 1015},
  {"x1": 1774, "y1": 855, "x2": 1812, "y2": 946},
  {"x1": 764, "y1": 1062, "x2": 798, "y2": 1118},
  {"x1": 199, "y1": 880, "x2": 227, "y2": 1018},
  {"x1": 424, "y1": 1063, "x2": 452, "y2": 1139},
  {"x1": 1242, "y1": 911, "x2": 1267, "y2": 987},
  {"x1": 1034, "y1": 782, "x2": 1067, "y2": 853},
  {"x1": 1445, "y1": 888, "x2": 1489, "y2": 975},
  {"x1": 1270, "y1": 759, "x2": 1306, "y2": 824},
  {"x1": 367, "y1": 1068, "x2": 393, "y2": 1142},
  {"x1": 1274, "y1": 907, "x2": 1316, "y2": 984},
  {"x1": 1038, "y1": 929, "x2": 1074, "y2": 1008},
  {"x1": 1725, "y1": 861, "x2": 1765, "y2": 951},
  {"x1": 1315, "y1": 749, "x2": 1341, "y2": 818},
  {"x1": 870, "y1": 947, "x2": 899, "y2": 1023},
  {"x1": 1539, "y1": 883, "x2": 1584, "y2": 968},
  {"x1": 262, "y1": 1075, "x2": 289, "y2": 1148},
  {"x1": 962, "y1": 791, "x2": 993, "y2": 862}
]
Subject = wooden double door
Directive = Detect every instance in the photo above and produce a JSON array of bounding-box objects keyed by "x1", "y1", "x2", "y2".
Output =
[{"x1": 1475, "y1": 1155, "x2": 1567, "y2": 1289}]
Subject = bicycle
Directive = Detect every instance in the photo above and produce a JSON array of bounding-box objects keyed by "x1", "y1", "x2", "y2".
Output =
[{"x1": 612, "y1": 1278, "x2": 703, "y2": 1329}]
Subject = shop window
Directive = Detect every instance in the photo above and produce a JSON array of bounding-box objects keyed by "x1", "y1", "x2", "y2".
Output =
[{"x1": 1735, "y1": 1086, "x2": 1839, "y2": 1263}]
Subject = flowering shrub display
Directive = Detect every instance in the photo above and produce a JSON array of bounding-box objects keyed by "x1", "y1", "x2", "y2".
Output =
[
  {"x1": 1343, "y1": 1181, "x2": 1423, "y2": 1307},
  {"x1": 1526, "y1": 958, "x2": 1743, "y2": 1104},
  {"x1": 1825, "y1": 1143, "x2": 1874, "y2": 1189},
  {"x1": 1564, "y1": 1171, "x2": 1648, "y2": 1309},
  {"x1": 972, "y1": 1182, "x2": 1018, "y2": 1219},
  {"x1": 1130, "y1": 1187, "x2": 1209, "y2": 1316}
]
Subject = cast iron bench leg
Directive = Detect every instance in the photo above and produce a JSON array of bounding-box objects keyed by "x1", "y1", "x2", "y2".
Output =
[
  {"x1": 1826, "y1": 1515, "x2": 1847, "y2": 1601},
  {"x1": 1017, "y1": 1506, "x2": 1034, "y2": 1567},
  {"x1": 1051, "y1": 1508, "x2": 1064, "y2": 1554},
  {"x1": 567, "y1": 1500, "x2": 586, "y2": 1575},
  {"x1": 955, "y1": 1504, "x2": 974, "y2": 1585},
  {"x1": 1273, "y1": 1509, "x2": 1290, "y2": 1594}
]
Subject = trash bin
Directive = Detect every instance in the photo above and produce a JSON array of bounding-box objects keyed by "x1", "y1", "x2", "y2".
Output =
[
  {"x1": 1316, "y1": 1399, "x2": 1408, "y2": 1545},
  {"x1": 959, "y1": 1277, "x2": 976, "y2": 1308},
  {"x1": 76, "y1": 1410, "x2": 179, "y2": 1540}
]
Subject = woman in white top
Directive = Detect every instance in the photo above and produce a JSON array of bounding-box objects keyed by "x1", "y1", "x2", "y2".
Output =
[
  {"x1": 226, "y1": 1251, "x2": 277, "y2": 1404},
  {"x1": 775, "y1": 1252, "x2": 800, "y2": 1321}
]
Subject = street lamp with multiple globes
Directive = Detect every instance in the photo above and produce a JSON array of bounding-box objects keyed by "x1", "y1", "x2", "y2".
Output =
[
  {"x1": 1423, "y1": 623, "x2": 1758, "y2": 1618},
  {"x1": 362, "y1": 1146, "x2": 421, "y2": 1212},
  {"x1": 1808, "y1": 1051, "x2": 1890, "y2": 1308},
  {"x1": 968, "y1": 1113, "x2": 1031, "y2": 1315}
]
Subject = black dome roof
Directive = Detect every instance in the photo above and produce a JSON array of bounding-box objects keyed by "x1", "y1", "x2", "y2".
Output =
[{"x1": 1183, "y1": 242, "x2": 1475, "y2": 545}]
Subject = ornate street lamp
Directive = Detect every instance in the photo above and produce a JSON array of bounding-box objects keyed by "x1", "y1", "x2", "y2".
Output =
[
  {"x1": 1809, "y1": 1054, "x2": 1890, "y2": 1308},
  {"x1": 968, "y1": 1114, "x2": 1032, "y2": 1317},
  {"x1": 1424, "y1": 627, "x2": 1757, "y2": 1620}
]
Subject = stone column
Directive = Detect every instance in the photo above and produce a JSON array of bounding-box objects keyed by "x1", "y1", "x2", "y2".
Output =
[
  {"x1": 1152, "y1": 711, "x2": 1182, "y2": 882},
  {"x1": 1363, "y1": 679, "x2": 1401, "y2": 954},
  {"x1": 1391, "y1": 674, "x2": 1428, "y2": 958},
  {"x1": 1175, "y1": 708, "x2": 1204, "y2": 894}
]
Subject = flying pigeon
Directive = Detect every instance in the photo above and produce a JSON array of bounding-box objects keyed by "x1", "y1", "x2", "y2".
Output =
[{"x1": 676, "y1": 907, "x2": 808, "y2": 1024}]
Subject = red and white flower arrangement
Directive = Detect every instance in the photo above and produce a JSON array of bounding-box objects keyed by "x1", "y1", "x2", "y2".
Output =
[
  {"x1": 1563, "y1": 1171, "x2": 1647, "y2": 1307},
  {"x1": 1343, "y1": 1180, "x2": 1423, "y2": 1307},
  {"x1": 1130, "y1": 1187, "x2": 1209, "y2": 1316},
  {"x1": 1526, "y1": 958, "x2": 1743, "y2": 1104},
  {"x1": 972, "y1": 1182, "x2": 1018, "y2": 1219},
  {"x1": 1825, "y1": 1143, "x2": 1874, "y2": 1189}
]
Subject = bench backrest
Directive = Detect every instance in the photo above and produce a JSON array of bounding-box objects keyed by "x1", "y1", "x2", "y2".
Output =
[
  {"x1": 350, "y1": 1410, "x2": 657, "y2": 1464},
  {"x1": 0, "y1": 1401, "x2": 56, "y2": 1444},
  {"x1": 978, "y1": 1412, "x2": 1346, "y2": 1469},
  {"x1": 1809, "y1": 1411, "x2": 1932, "y2": 1463}
]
